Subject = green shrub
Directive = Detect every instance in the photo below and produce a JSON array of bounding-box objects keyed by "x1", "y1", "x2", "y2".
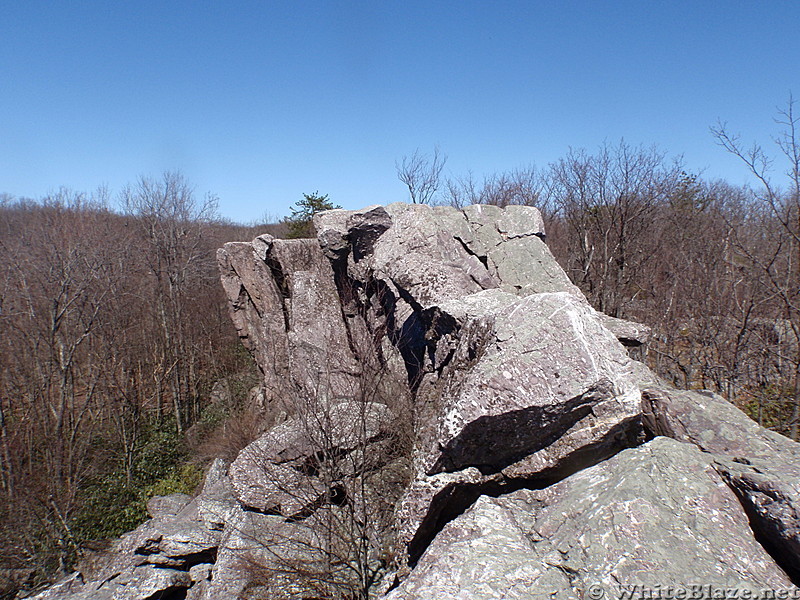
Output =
[
  {"x1": 72, "y1": 420, "x2": 202, "y2": 543},
  {"x1": 146, "y1": 463, "x2": 204, "y2": 498}
]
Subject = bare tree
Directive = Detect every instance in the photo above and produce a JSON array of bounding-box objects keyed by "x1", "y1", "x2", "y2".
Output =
[
  {"x1": 547, "y1": 141, "x2": 684, "y2": 317},
  {"x1": 0, "y1": 183, "x2": 257, "y2": 594},
  {"x1": 443, "y1": 167, "x2": 543, "y2": 209},
  {"x1": 711, "y1": 96, "x2": 800, "y2": 439},
  {"x1": 0, "y1": 192, "x2": 122, "y2": 575},
  {"x1": 121, "y1": 171, "x2": 219, "y2": 433},
  {"x1": 396, "y1": 147, "x2": 447, "y2": 205}
]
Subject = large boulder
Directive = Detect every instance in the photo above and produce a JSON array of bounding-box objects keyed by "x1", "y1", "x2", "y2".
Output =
[
  {"x1": 388, "y1": 437, "x2": 796, "y2": 600},
  {"x1": 642, "y1": 386, "x2": 800, "y2": 580},
  {"x1": 314, "y1": 204, "x2": 650, "y2": 559},
  {"x1": 217, "y1": 235, "x2": 361, "y2": 405},
  {"x1": 419, "y1": 290, "x2": 642, "y2": 476},
  {"x1": 229, "y1": 400, "x2": 393, "y2": 517}
]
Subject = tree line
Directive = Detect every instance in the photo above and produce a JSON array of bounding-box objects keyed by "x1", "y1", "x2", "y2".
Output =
[{"x1": 0, "y1": 174, "x2": 271, "y2": 591}]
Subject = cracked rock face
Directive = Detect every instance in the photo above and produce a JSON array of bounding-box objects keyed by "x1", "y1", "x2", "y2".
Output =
[
  {"x1": 217, "y1": 235, "x2": 361, "y2": 405},
  {"x1": 642, "y1": 386, "x2": 800, "y2": 581},
  {"x1": 388, "y1": 437, "x2": 794, "y2": 600},
  {"x1": 222, "y1": 202, "x2": 800, "y2": 585}
]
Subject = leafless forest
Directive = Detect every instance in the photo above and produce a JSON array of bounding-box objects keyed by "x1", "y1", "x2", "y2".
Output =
[{"x1": 2, "y1": 103, "x2": 799, "y2": 592}]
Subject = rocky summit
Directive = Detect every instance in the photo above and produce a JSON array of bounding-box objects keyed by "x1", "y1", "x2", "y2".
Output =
[{"x1": 34, "y1": 203, "x2": 800, "y2": 599}]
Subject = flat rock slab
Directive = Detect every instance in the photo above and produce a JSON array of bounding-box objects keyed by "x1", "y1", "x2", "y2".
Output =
[
  {"x1": 29, "y1": 566, "x2": 192, "y2": 600},
  {"x1": 388, "y1": 437, "x2": 796, "y2": 600}
]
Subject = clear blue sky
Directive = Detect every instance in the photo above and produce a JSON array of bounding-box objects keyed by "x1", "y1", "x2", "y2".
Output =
[{"x1": 2, "y1": 1, "x2": 798, "y2": 223}]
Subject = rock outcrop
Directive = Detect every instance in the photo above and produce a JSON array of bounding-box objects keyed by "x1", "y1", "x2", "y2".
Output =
[
  {"x1": 387, "y1": 437, "x2": 794, "y2": 600},
  {"x1": 228, "y1": 399, "x2": 393, "y2": 517},
  {"x1": 33, "y1": 202, "x2": 800, "y2": 599},
  {"x1": 641, "y1": 386, "x2": 800, "y2": 581},
  {"x1": 30, "y1": 492, "x2": 219, "y2": 599}
]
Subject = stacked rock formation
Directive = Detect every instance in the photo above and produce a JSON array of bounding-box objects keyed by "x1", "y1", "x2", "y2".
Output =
[{"x1": 33, "y1": 203, "x2": 800, "y2": 599}]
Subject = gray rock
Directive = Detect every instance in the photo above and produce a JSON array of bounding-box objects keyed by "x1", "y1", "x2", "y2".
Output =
[
  {"x1": 423, "y1": 291, "x2": 642, "y2": 476},
  {"x1": 641, "y1": 386, "x2": 798, "y2": 458},
  {"x1": 33, "y1": 457, "x2": 239, "y2": 599},
  {"x1": 388, "y1": 437, "x2": 796, "y2": 600},
  {"x1": 78, "y1": 497, "x2": 215, "y2": 577},
  {"x1": 186, "y1": 579, "x2": 210, "y2": 600},
  {"x1": 495, "y1": 203, "x2": 546, "y2": 238},
  {"x1": 200, "y1": 508, "x2": 325, "y2": 600},
  {"x1": 600, "y1": 313, "x2": 652, "y2": 346},
  {"x1": 313, "y1": 205, "x2": 375, "y2": 260},
  {"x1": 217, "y1": 240, "x2": 289, "y2": 398},
  {"x1": 29, "y1": 566, "x2": 192, "y2": 600},
  {"x1": 94, "y1": 565, "x2": 192, "y2": 600},
  {"x1": 460, "y1": 203, "x2": 583, "y2": 298},
  {"x1": 300, "y1": 204, "x2": 658, "y2": 566},
  {"x1": 395, "y1": 289, "x2": 645, "y2": 559},
  {"x1": 25, "y1": 572, "x2": 81, "y2": 600},
  {"x1": 211, "y1": 203, "x2": 800, "y2": 594},
  {"x1": 196, "y1": 458, "x2": 238, "y2": 531},
  {"x1": 344, "y1": 203, "x2": 488, "y2": 306},
  {"x1": 68, "y1": 489, "x2": 220, "y2": 592},
  {"x1": 229, "y1": 400, "x2": 393, "y2": 516},
  {"x1": 189, "y1": 562, "x2": 212, "y2": 583},
  {"x1": 642, "y1": 386, "x2": 800, "y2": 580},
  {"x1": 146, "y1": 492, "x2": 192, "y2": 518},
  {"x1": 490, "y1": 234, "x2": 584, "y2": 296},
  {"x1": 217, "y1": 235, "x2": 360, "y2": 405},
  {"x1": 130, "y1": 514, "x2": 219, "y2": 568},
  {"x1": 461, "y1": 203, "x2": 543, "y2": 246}
]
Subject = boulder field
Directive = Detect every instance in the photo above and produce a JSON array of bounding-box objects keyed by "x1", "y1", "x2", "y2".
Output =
[{"x1": 33, "y1": 203, "x2": 800, "y2": 599}]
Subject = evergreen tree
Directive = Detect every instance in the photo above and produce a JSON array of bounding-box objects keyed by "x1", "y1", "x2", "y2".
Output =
[{"x1": 284, "y1": 192, "x2": 340, "y2": 238}]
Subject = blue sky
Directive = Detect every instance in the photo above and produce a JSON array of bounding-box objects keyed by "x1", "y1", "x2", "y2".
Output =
[{"x1": 1, "y1": 1, "x2": 798, "y2": 223}]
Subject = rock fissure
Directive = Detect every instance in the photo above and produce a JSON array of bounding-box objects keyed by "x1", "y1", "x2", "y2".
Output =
[
  {"x1": 405, "y1": 411, "x2": 647, "y2": 566},
  {"x1": 263, "y1": 252, "x2": 291, "y2": 332},
  {"x1": 453, "y1": 235, "x2": 491, "y2": 275},
  {"x1": 387, "y1": 277, "x2": 429, "y2": 389},
  {"x1": 142, "y1": 585, "x2": 188, "y2": 600},
  {"x1": 715, "y1": 465, "x2": 800, "y2": 585}
]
